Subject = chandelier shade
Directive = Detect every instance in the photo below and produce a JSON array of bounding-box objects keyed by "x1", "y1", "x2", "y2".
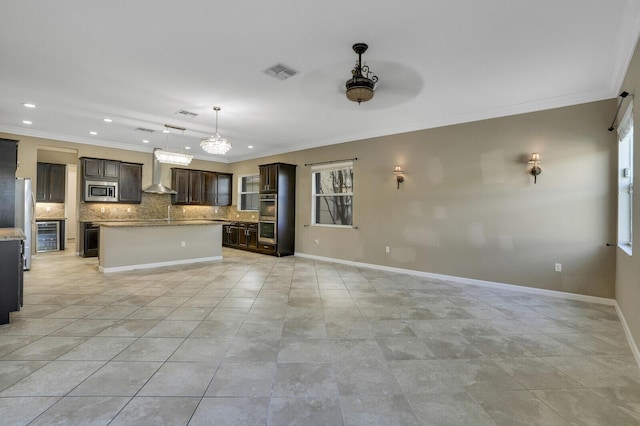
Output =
[
  {"x1": 201, "y1": 107, "x2": 232, "y2": 155},
  {"x1": 154, "y1": 149, "x2": 193, "y2": 166},
  {"x1": 345, "y1": 43, "x2": 378, "y2": 104}
]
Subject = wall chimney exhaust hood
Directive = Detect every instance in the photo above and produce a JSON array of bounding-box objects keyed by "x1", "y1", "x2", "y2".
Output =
[{"x1": 142, "y1": 148, "x2": 181, "y2": 194}]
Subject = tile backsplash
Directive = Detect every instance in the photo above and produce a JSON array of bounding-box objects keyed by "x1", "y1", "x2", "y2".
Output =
[
  {"x1": 78, "y1": 193, "x2": 258, "y2": 222},
  {"x1": 36, "y1": 203, "x2": 65, "y2": 219}
]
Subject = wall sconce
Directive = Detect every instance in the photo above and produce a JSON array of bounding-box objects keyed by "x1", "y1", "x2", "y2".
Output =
[
  {"x1": 394, "y1": 165, "x2": 405, "y2": 189},
  {"x1": 528, "y1": 153, "x2": 542, "y2": 184}
]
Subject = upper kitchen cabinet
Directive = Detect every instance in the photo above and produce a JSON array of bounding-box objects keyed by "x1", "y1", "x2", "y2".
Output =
[
  {"x1": 172, "y1": 168, "x2": 232, "y2": 206},
  {"x1": 82, "y1": 157, "x2": 119, "y2": 180},
  {"x1": 171, "y1": 169, "x2": 203, "y2": 205},
  {"x1": 259, "y1": 164, "x2": 279, "y2": 193},
  {"x1": 0, "y1": 139, "x2": 18, "y2": 227},
  {"x1": 118, "y1": 162, "x2": 143, "y2": 204},
  {"x1": 36, "y1": 162, "x2": 66, "y2": 203},
  {"x1": 203, "y1": 172, "x2": 232, "y2": 206}
]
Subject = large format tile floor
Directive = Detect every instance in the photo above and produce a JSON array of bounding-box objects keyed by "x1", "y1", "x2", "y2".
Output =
[{"x1": 1, "y1": 245, "x2": 640, "y2": 425}]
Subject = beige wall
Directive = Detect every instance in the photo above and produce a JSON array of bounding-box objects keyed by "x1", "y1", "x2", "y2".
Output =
[
  {"x1": 232, "y1": 100, "x2": 618, "y2": 298},
  {"x1": 616, "y1": 40, "x2": 640, "y2": 349},
  {"x1": 3, "y1": 98, "x2": 619, "y2": 301}
]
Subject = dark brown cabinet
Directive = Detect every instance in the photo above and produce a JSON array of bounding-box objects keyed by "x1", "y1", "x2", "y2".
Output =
[
  {"x1": 259, "y1": 164, "x2": 278, "y2": 193},
  {"x1": 171, "y1": 169, "x2": 203, "y2": 205},
  {"x1": 82, "y1": 158, "x2": 119, "y2": 180},
  {"x1": 118, "y1": 162, "x2": 142, "y2": 204},
  {"x1": 0, "y1": 239, "x2": 23, "y2": 324},
  {"x1": 204, "y1": 172, "x2": 232, "y2": 206},
  {"x1": 36, "y1": 162, "x2": 66, "y2": 203},
  {"x1": 79, "y1": 221, "x2": 99, "y2": 257},
  {"x1": 172, "y1": 169, "x2": 232, "y2": 206},
  {"x1": 238, "y1": 222, "x2": 258, "y2": 249},
  {"x1": 222, "y1": 222, "x2": 240, "y2": 246},
  {"x1": 0, "y1": 139, "x2": 18, "y2": 227},
  {"x1": 222, "y1": 222, "x2": 258, "y2": 251},
  {"x1": 258, "y1": 163, "x2": 296, "y2": 256}
]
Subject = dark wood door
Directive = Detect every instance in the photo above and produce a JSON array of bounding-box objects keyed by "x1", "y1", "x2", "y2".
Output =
[
  {"x1": 36, "y1": 162, "x2": 48, "y2": 202},
  {"x1": 223, "y1": 223, "x2": 239, "y2": 246},
  {"x1": 246, "y1": 223, "x2": 258, "y2": 248},
  {"x1": 189, "y1": 171, "x2": 203, "y2": 204},
  {"x1": 171, "y1": 169, "x2": 190, "y2": 204},
  {"x1": 0, "y1": 139, "x2": 18, "y2": 228},
  {"x1": 85, "y1": 227, "x2": 99, "y2": 257},
  {"x1": 203, "y1": 171, "x2": 216, "y2": 205},
  {"x1": 260, "y1": 165, "x2": 278, "y2": 193},
  {"x1": 119, "y1": 163, "x2": 142, "y2": 203},
  {"x1": 216, "y1": 173, "x2": 232, "y2": 206},
  {"x1": 48, "y1": 164, "x2": 66, "y2": 203},
  {"x1": 103, "y1": 160, "x2": 119, "y2": 179},
  {"x1": 36, "y1": 163, "x2": 65, "y2": 203},
  {"x1": 83, "y1": 158, "x2": 102, "y2": 179}
]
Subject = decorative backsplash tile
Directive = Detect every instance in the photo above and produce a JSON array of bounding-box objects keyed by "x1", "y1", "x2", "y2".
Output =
[
  {"x1": 36, "y1": 203, "x2": 65, "y2": 219},
  {"x1": 78, "y1": 193, "x2": 258, "y2": 222}
]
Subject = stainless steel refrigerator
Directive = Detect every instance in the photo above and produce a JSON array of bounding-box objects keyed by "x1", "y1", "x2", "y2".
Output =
[{"x1": 15, "y1": 177, "x2": 34, "y2": 270}]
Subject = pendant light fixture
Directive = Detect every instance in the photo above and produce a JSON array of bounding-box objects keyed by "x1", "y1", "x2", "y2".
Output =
[
  {"x1": 200, "y1": 106, "x2": 232, "y2": 155},
  {"x1": 345, "y1": 43, "x2": 378, "y2": 104},
  {"x1": 155, "y1": 125, "x2": 193, "y2": 166}
]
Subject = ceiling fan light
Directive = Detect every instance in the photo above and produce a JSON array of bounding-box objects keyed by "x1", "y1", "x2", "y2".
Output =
[
  {"x1": 345, "y1": 42, "x2": 378, "y2": 104},
  {"x1": 346, "y1": 78, "x2": 376, "y2": 103}
]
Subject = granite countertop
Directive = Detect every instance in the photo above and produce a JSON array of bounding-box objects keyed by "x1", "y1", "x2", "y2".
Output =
[
  {"x1": 36, "y1": 217, "x2": 67, "y2": 221},
  {"x1": 0, "y1": 228, "x2": 26, "y2": 241},
  {"x1": 95, "y1": 219, "x2": 231, "y2": 228}
]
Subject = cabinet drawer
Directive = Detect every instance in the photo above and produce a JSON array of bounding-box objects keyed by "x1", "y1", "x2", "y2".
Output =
[{"x1": 258, "y1": 243, "x2": 276, "y2": 255}]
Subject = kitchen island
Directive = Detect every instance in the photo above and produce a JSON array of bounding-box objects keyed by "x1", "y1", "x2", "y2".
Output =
[
  {"x1": 97, "y1": 220, "x2": 225, "y2": 273},
  {"x1": 0, "y1": 228, "x2": 25, "y2": 324}
]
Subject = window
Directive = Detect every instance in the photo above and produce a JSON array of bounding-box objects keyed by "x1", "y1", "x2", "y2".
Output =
[
  {"x1": 618, "y1": 100, "x2": 634, "y2": 254},
  {"x1": 238, "y1": 174, "x2": 259, "y2": 211},
  {"x1": 312, "y1": 162, "x2": 353, "y2": 226}
]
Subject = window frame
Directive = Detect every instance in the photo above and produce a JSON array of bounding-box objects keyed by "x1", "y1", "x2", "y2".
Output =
[
  {"x1": 311, "y1": 161, "x2": 354, "y2": 228},
  {"x1": 237, "y1": 174, "x2": 259, "y2": 212},
  {"x1": 617, "y1": 100, "x2": 634, "y2": 256}
]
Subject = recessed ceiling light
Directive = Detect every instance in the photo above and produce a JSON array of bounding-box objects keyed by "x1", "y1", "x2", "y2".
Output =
[
  {"x1": 22, "y1": 120, "x2": 32, "y2": 125},
  {"x1": 90, "y1": 131, "x2": 97, "y2": 135},
  {"x1": 23, "y1": 103, "x2": 36, "y2": 108},
  {"x1": 248, "y1": 145, "x2": 254, "y2": 149},
  {"x1": 103, "y1": 118, "x2": 112, "y2": 123},
  {"x1": 184, "y1": 146, "x2": 191, "y2": 150},
  {"x1": 142, "y1": 139, "x2": 149, "y2": 144},
  {"x1": 163, "y1": 129, "x2": 170, "y2": 133}
]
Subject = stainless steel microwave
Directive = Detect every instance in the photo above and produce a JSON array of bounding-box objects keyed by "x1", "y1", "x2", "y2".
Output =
[{"x1": 85, "y1": 180, "x2": 118, "y2": 202}]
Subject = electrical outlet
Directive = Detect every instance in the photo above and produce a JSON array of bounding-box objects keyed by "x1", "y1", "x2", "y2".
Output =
[
  {"x1": 314, "y1": 239, "x2": 319, "y2": 245},
  {"x1": 182, "y1": 208, "x2": 186, "y2": 213},
  {"x1": 386, "y1": 246, "x2": 390, "y2": 253},
  {"x1": 127, "y1": 208, "x2": 131, "y2": 213},
  {"x1": 555, "y1": 263, "x2": 562, "y2": 272},
  {"x1": 181, "y1": 241, "x2": 186, "y2": 247},
  {"x1": 45, "y1": 206, "x2": 51, "y2": 212},
  {"x1": 100, "y1": 207, "x2": 105, "y2": 213}
]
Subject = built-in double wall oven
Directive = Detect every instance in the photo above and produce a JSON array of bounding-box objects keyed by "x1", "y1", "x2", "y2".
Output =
[{"x1": 258, "y1": 194, "x2": 277, "y2": 244}]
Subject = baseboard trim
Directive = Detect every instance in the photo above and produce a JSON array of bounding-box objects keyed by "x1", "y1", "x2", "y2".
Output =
[
  {"x1": 615, "y1": 302, "x2": 640, "y2": 368},
  {"x1": 294, "y1": 252, "x2": 615, "y2": 306},
  {"x1": 99, "y1": 256, "x2": 223, "y2": 273}
]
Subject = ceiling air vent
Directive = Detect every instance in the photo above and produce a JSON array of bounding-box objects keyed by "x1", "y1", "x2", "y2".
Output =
[
  {"x1": 263, "y1": 63, "x2": 299, "y2": 80},
  {"x1": 135, "y1": 127, "x2": 155, "y2": 133},
  {"x1": 175, "y1": 110, "x2": 198, "y2": 118}
]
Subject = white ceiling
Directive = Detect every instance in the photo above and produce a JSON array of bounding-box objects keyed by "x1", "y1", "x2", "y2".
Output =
[{"x1": 1, "y1": 1, "x2": 639, "y2": 163}]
